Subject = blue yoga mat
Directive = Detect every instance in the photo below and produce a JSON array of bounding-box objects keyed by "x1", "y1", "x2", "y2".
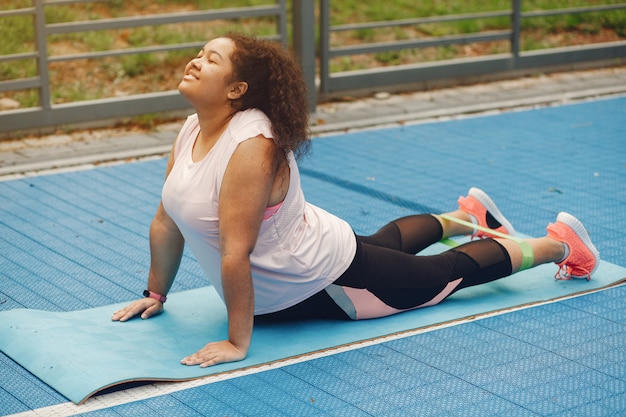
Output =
[{"x1": 1, "y1": 238, "x2": 624, "y2": 404}]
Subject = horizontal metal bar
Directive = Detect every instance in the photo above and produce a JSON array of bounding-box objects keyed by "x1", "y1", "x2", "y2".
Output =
[
  {"x1": 515, "y1": 40, "x2": 626, "y2": 67},
  {"x1": 45, "y1": 5, "x2": 282, "y2": 34},
  {"x1": 522, "y1": 3, "x2": 626, "y2": 18},
  {"x1": 0, "y1": 91, "x2": 191, "y2": 133},
  {"x1": 0, "y1": 51, "x2": 38, "y2": 63},
  {"x1": 324, "y1": 54, "x2": 514, "y2": 92},
  {"x1": 331, "y1": 10, "x2": 512, "y2": 32},
  {"x1": 0, "y1": 7, "x2": 35, "y2": 17},
  {"x1": 47, "y1": 33, "x2": 283, "y2": 62},
  {"x1": 47, "y1": 42, "x2": 206, "y2": 62},
  {"x1": 0, "y1": 77, "x2": 41, "y2": 93},
  {"x1": 44, "y1": 0, "x2": 96, "y2": 5},
  {"x1": 328, "y1": 3, "x2": 626, "y2": 34},
  {"x1": 323, "y1": 42, "x2": 626, "y2": 93},
  {"x1": 328, "y1": 31, "x2": 511, "y2": 58}
]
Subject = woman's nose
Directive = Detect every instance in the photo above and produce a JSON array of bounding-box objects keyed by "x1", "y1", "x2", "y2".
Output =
[{"x1": 188, "y1": 58, "x2": 201, "y2": 68}]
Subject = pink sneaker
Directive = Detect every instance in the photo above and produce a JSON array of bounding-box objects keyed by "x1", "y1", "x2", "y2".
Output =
[
  {"x1": 457, "y1": 187, "x2": 515, "y2": 239},
  {"x1": 546, "y1": 212, "x2": 600, "y2": 281}
]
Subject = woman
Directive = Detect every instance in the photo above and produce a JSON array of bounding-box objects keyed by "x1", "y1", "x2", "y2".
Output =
[{"x1": 112, "y1": 34, "x2": 600, "y2": 368}]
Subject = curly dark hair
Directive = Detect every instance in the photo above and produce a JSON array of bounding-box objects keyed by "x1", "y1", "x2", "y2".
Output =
[{"x1": 225, "y1": 33, "x2": 310, "y2": 158}]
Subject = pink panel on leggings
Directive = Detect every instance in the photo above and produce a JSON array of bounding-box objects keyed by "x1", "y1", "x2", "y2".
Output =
[{"x1": 342, "y1": 278, "x2": 463, "y2": 320}]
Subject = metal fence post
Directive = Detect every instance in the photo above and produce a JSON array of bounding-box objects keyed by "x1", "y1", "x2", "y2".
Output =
[
  {"x1": 511, "y1": 0, "x2": 522, "y2": 63},
  {"x1": 292, "y1": 0, "x2": 317, "y2": 112},
  {"x1": 33, "y1": 0, "x2": 51, "y2": 109},
  {"x1": 277, "y1": 0, "x2": 287, "y2": 45},
  {"x1": 319, "y1": 0, "x2": 329, "y2": 95}
]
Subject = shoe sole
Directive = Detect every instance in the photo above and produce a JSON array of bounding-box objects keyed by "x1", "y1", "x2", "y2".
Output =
[
  {"x1": 557, "y1": 212, "x2": 601, "y2": 277},
  {"x1": 468, "y1": 187, "x2": 515, "y2": 235}
]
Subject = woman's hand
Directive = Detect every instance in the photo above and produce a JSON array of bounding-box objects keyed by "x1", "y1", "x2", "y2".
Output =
[
  {"x1": 111, "y1": 298, "x2": 163, "y2": 322},
  {"x1": 181, "y1": 340, "x2": 247, "y2": 368}
]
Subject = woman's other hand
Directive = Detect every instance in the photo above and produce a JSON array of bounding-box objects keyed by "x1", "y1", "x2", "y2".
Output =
[
  {"x1": 111, "y1": 298, "x2": 163, "y2": 322},
  {"x1": 180, "y1": 340, "x2": 247, "y2": 368}
]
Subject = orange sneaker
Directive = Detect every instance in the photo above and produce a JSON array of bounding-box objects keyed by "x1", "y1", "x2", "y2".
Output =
[
  {"x1": 457, "y1": 187, "x2": 515, "y2": 239},
  {"x1": 546, "y1": 212, "x2": 600, "y2": 281}
]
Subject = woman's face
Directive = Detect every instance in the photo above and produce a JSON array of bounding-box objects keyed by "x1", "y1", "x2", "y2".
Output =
[{"x1": 178, "y1": 37, "x2": 238, "y2": 107}]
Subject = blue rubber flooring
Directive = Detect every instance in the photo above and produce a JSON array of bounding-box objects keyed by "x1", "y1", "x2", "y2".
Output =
[{"x1": 1, "y1": 96, "x2": 626, "y2": 416}]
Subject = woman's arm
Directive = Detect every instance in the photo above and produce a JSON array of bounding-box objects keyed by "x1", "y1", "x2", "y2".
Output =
[
  {"x1": 180, "y1": 135, "x2": 282, "y2": 367},
  {"x1": 145, "y1": 203, "x2": 184, "y2": 302},
  {"x1": 112, "y1": 143, "x2": 184, "y2": 322}
]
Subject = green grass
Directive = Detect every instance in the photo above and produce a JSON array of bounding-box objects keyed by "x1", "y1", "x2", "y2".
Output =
[
  {"x1": 325, "y1": 1, "x2": 626, "y2": 72},
  {"x1": 1, "y1": 0, "x2": 625, "y2": 108}
]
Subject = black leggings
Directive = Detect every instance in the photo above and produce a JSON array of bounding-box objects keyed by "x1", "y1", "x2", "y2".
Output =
[{"x1": 257, "y1": 214, "x2": 513, "y2": 322}]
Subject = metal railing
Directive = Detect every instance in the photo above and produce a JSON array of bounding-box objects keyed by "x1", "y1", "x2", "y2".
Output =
[
  {"x1": 297, "y1": 0, "x2": 626, "y2": 105},
  {"x1": 1, "y1": 0, "x2": 625, "y2": 134},
  {"x1": 0, "y1": 0, "x2": 286, "y2": 134}
]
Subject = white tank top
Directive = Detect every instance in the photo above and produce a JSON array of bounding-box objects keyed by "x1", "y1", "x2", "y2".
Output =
[{"x1": 161, "y1": 109, "x2": 357, "y2": 314}]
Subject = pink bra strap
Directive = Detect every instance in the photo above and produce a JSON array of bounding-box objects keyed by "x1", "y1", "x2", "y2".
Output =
[{"x1": 263, "y1": 201, "x2": 283, "y2": 220}]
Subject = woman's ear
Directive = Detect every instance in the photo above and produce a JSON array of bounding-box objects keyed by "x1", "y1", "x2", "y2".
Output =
[{"x1": 228, "y1": 81, "x2": 248, "y2": 100}]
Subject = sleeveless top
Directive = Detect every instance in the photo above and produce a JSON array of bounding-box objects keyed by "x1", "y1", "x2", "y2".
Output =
[{"x1": 161, "y1": 109, "x2": 357, "y2": 314}]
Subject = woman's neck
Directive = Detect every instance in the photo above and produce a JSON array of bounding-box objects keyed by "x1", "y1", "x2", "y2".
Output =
[{"x1": 191, "y1": 106, "x2": 236, "y2": 162}]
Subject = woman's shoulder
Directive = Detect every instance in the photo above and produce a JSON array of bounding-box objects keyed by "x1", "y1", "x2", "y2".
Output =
[
  {"x1": 229, "y1": 108, "x2": 273, "y2": 142},
  {"x1": 233, "y1": 108, "x2": 270, "y2": 124},
  {"x1": 183, "y1": 112, "x2": 199, "y2": 126}
]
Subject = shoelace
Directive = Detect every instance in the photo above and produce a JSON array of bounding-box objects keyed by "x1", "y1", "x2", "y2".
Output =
[{"x1": 554, "y1": 264, "x2": 592, "y2": 281}]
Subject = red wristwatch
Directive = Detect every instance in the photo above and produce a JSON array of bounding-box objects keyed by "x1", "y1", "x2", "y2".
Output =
[{"x1": 143, "y1": 289, "x2": 167, "y2": 303}]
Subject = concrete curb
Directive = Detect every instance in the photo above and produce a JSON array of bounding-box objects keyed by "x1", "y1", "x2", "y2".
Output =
[
  {"x1": 310, "y1": 86, "x2": 626, "y2": 135},
  {"x1": 1, "y1": 66, "x2": 625, "y2": 179}
]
